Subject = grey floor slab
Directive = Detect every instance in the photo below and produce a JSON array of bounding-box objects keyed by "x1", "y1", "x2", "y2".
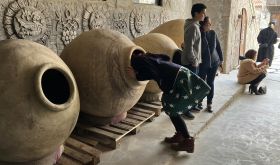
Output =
[{"x1": 98, "y1": 67, "x2": 245, "y2": 165}]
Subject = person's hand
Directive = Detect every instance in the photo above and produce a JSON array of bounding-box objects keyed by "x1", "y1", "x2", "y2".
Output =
[
  {"x1": 261, "y1": 58, "x2": 269, "y2": 65},
  {"x1": 219, "y1": 61, "x2": 223, "y2": 72},
  {"x1": 126, "y1": 67, "x2": 136, "y2": 79},
  {"x1": 181, "y1": 43, "x2": 184, "y2": 49}
]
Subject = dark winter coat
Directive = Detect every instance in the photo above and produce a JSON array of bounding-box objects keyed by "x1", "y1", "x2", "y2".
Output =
[
  {"x1": 200, "y1": 30, "x2": 223, "y2": 69},
  {"x1": 257, "y1": 27, "x2": 277, "y2": 66}
]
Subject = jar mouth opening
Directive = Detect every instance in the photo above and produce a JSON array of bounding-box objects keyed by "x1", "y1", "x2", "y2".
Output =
[
  {"x1": 127, "y1": 47, "x2": 149, "y2": 86},
  {"x1": 35, "y1": 64, "x2": 75, "y2": 111}
]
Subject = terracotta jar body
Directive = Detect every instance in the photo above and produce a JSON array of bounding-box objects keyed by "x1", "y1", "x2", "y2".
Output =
[
  {"x1": 61, "y1": 29, "x2": 147, "y2": 125},
  {"x1": 133, "y1": 33, "x2": 179, "y2": 101},
  {"x1": 149, "y1": 19, "x2": 185, "y2": 48},
  {"x1": 0, "y1": 40, "x2": 80, "y2": 163}
]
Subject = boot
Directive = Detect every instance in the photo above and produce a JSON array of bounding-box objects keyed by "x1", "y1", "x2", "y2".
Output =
[
  {"x1": 183, "y1": 111, "x2": 195, "y2": 120},
  {"x1": 197, "y1": 102, "x2": 203, "y2": 110},
  {"x1": 206, "y1": 104, "x2": 213, "y2": 113},
  {"x1": 172, "y1": 137, "x2": 195, "y2": 153},
  {"x1": 249, "y1": 85, "x2": 261, "y2": 95},
  {"x1": 258, "y1": 86, "x2": 267, "y2": 94},
  {"x1": 164, "y1": 132, "x2": 184, "y2": 143}
]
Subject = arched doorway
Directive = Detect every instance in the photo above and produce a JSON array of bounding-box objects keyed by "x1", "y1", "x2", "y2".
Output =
[
  {"x1": 232, "y1": 8, "x2": 248, "y2": 69},
  {"x1": 239, "y1": 8, "x2": 247, "y2": 59}
]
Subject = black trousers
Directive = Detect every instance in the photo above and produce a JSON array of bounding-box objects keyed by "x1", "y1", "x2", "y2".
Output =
[
  {"x1": 198, "y1": 64, "x2": 219, "y2": 105},
  {"x1": 247, "y1": 73, "x2": 266, "y2": 88},
  {"x1": 169, "y1": 114, "x2": 190, "y2": 138}
]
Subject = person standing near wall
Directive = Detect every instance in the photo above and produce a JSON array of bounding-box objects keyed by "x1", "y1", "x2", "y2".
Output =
[
  {"x1": 198, "y1": 16, "x2": 223, "y2": 113},
  {"x1": 257, "y1": 22, "x2": 278, "y2": 66},
  {"x1": 181, "y1": 3, "x2": 207, "y2": 119}
]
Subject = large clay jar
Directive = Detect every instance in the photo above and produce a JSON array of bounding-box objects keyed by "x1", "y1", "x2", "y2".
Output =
[
  {"x1": 149, "y1": 19, "x2": 184, "y2": 48},
  {"x1": 0, "y1": 40, "x2": 80, "y2": 163},
  {"x1": 60, "y1": 29, "x2": 148, "y2": 125},
  {"x1": 133, "y1": 33, "x2": 179, "y2": 102}
]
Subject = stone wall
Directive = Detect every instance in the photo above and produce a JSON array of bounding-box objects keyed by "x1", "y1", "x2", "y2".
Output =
[
  {"x1": 193, "y1": 0, "x2": 259, "y2": 73},
  {"x1": 0, "y1": 0, "x2": 191, "y2": 54}
]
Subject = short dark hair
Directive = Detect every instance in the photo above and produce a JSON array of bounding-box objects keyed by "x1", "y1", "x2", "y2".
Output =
[
  {"x1": 244, "y1": 49, "x2": 257, "y2": 60},
  {"x1": 199, "y1": 16, "x2": 209, "y2": 27},
  {"x1": 191, "y1": 3, "x2": 207, "y2": 18}
]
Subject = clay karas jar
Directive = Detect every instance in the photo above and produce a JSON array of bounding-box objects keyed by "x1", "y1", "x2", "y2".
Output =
[
  {"x1": 133, "y1": 33, "x2": 180, "y2": 101},
  {"x1": 0, "y1": 40, "x2": 80, "y2": 163},
  {"x1": 149, "y1": 19, "x2": 184, "y2": 48},
  {"x1": 61, "y1": 29, "x2": 147, "y2": 125}
]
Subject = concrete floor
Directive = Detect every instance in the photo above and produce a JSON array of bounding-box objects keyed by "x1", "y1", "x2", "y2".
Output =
[
  {"x1": 185, "y1": 54, "x2": 280, "y2": 165},
  {"x1": 98, "y1": 50, "x2": 280, "y2": 165}
]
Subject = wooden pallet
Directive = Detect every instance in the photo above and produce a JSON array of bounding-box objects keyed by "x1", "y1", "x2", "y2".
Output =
[
  {"x1": 56, "y1": 137, "x2": 101, "y2": 165},
  {"x1": 75, "y1": 107, "x2": 155, "y2": 149},
  {"x1": 134, "y1": 101, "x2": 162, "y2": 116}
]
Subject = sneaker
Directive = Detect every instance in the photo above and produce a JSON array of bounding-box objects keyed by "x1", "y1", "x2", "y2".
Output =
[
  {"x1": 197, "y1": 103, "x2": 203, "y2": 110},
  {"x1": 191, "y1": 106, "x2": 201, "y2": 113},
  {"x1": 183, "y1": 111, "x2": 195, "y2": 119},
  {"x1": 172, "y1": 137, "x2": 195, "y2": 153},
  {"x1": 164, "y1": 132, "x2": 184, "y2": 143}
]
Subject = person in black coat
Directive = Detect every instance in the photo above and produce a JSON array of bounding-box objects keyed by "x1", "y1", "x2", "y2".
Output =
[
  {"x1": 198, "y1": 16, "x2": 223, "y2": 113},
  {"x1": 257, "y1": 22, "x2": 278, "y2": 66}
]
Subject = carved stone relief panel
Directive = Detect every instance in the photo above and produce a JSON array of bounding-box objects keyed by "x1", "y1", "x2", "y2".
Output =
[
  {"x1": 0, "y1": 0, "x2": 186, "y2": 52},
  {"x1": 3, "y1": 0, "x2": 51, "y2": 45},
  {"x1": 129, "y1": 7, "x2": 148, "y2": 38},
  {"x1": 56, "y1": 9, "x2": 79, "y2": 46},
  {"x1": 149, "y1": 12, "x2": 160, "y2": 29},
  {"x1": 160, "y1": 9, "x2": 169, "y2": 24},
  {"x1": 82, "y1": 2, "x2": 111, "y2": 31},
  {"x1": 111, "y1": 10, "x2": 128, "y2": 34}
]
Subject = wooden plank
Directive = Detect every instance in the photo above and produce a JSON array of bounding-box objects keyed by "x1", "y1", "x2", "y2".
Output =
[
  {"x1": 75, "y1": 128, "x2": 119, "y2": 149},
  {"x1": 66, "y1": 137, "x2": 102, "y2": 158},
  {"x1": 136, "y1": 102, "x2": 162, "y2": 110},
  {"x1": 77, "y1": 124, "x2": 119, "y2": 140},
  {"x1": 121, "y1": 118, "x2": 139, "y2": 126},
  {"x1": 127, "y1": 110, "x2": 151, "y2": 118},
  {"x1": 98, "y1": 125, "x2": 128, "y2": 135},
  {"x1": 63, "y1": 146, "x2": 92, "y2": 164},
  {"x1": 135, "y1": 102, "x2": 162, "y2": 116},
  {"x1": 150, "y1": 101, "x2": 162, "y2": 106},
  {"x1": 126, "y1": 113, "x2": 147, "y2": 121},
  {"x1": 110, "y1": 122, "x2": 134, "y2": 131},
  {"x1": 130, "y1": 107, "x2": 155, "y2": 115},
  {"x1": 56, "y1": 155, "x2": 81, "y2": 165},
  {"x1": 71, "y1": 135, "x2": 99, "y2": 147},
  {"x1": 76, "y1": 124, "x2": 121, "y2": 149},
  {"x1": 73, "y1": 103, "x2": 156, "y2": 150}
]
